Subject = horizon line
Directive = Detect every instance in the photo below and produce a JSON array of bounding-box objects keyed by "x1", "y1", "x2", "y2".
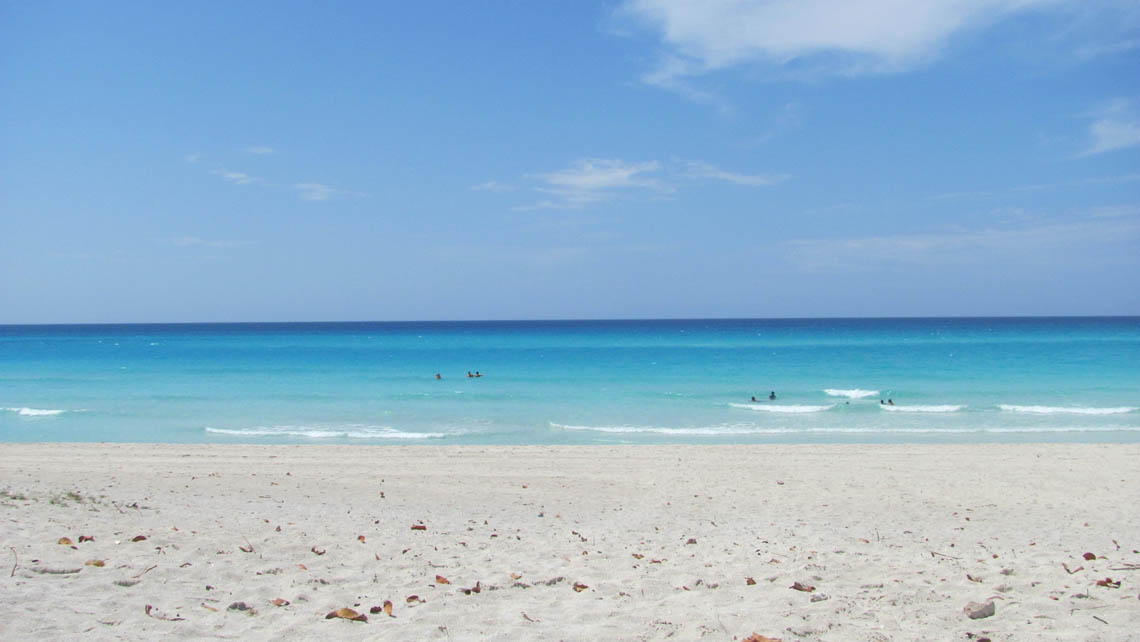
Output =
[{"x1": 2, "y1": 314, "x2": 1138, "y2": 328}]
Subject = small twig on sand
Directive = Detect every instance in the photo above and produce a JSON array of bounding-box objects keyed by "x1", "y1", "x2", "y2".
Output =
[
  {"x1": 9, "y1": 546, "x2": 17, "y2": 577},
  {"x1": 133, "y1": 564, "x2": 157, "y2": 578},
  {"x1": 1093, "y1": 615, "x2": 1109, "y2": 625},
  {"x1": 930, "y1": 550, "x2": 961, "y2": 560}
]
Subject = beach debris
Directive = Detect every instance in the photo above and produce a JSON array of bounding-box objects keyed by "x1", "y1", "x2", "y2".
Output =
[
  {"x1": 746, "y1": 577, "x2": 757, "y2": 585},
  {"x1": 1063, "y1": 562, "x2": 1084, "y2": 574},
  {"x1": 311, "y1": 546, "x2": 325, "y2": 555},
  {"x1": 522, "y1": 612, "x2": 539, "y2": 622},
  {"x1": 743, "y1": 634, "x2": 783, "y2": 642},
  {"x1": 202, "y1": 603, "x2": 218, "y2": 612},
  {"x1": 325, "y1": 607, "x2": 367, "y2": 622},
  {"x1": 963, "y1": 600, "x2": 995, "y2": 619},
  {"x1": 510, "y1": 572, "x2": 523, "y2": 580},
  {"x1": 271, "y1": 598, "x2": 290, "y2": 607},
  {"x1": 368, "y1": 600, "x2": 394, "y2": 616},
  {"x1": 632, "y1": 553, "x2": 644, "y2": 559},
  {"x1": 436, "y1": 574, "x2": 451, "y2": 584},
  {"x1": 406, "y1": 595, "x2": 424, "y2": 604},
  {"x1": 791, "y1": 582, "x2": 816, "y2": 592},
  {"x1": 810, "y1": 593, "x2": 830, "y2": 602},
  {"x1": 78, "y1": 535, "x2": 95, "y2": 543},
  {"x1": 358, "y1": 535, "x2": 366, "y2": 543},
  {"x1": 131, "y1": 535, "x2": 147, "y2": 542},
  {"x1": 572, "y1": 582, "x2": 589, "y2": 592},
  {"x1": 144, "y1": 604, "x2": 184, "y2": 621},
  {"x1": 461, "y1": 582, "x2": 482, "y2": 595},
  {"x1": 686, "y1": 538, "x2": 697, "y2": 545},
  {"x1": 1096, "y1": 577, "x2": 1121, "y2": 588},
  {"x1": 58, "y1": 537, "x2": 75, "y2": 547},
  {"x1": 32, "y1": 566, "x2": 82, "y2": 575},
  {"x1": 227, "y1": 601, "x2": 255, "y2": 614},
  {"x1": 1083, "y1": 552, "x2": 1097, "y2": 560},
  {"x1": 966, "y1": 574, "x2": 983, "y2": 583},
  {"x1": 411, "y1": 524, "x2": 427, "y2": 531},
  {"x1": 85, "y1": 559, "x2": 105, "y2": 567},
  {"x1": 298, "y1": 563, "x2": 307, "y2": 570}
]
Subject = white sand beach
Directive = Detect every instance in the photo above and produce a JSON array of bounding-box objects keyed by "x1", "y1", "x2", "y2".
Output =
[{"x1": 2, "y1": 443, "x2": 1138, "y2": 641}]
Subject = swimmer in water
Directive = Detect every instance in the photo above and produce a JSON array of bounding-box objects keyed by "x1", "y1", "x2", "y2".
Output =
[
  {"x1": 751, "y1": 396, "x2": 758, "y2": 402},
  {"x1": 435, "y1": 373, "x2": 442, "y2": 380},
  {"x1": 768, "y1": 391, "x2": 776, "y2": 401}
]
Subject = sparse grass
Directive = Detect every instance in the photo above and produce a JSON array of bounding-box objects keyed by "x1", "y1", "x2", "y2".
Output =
[{"x1": 0, "y1": 489, "x2": 29, "y2": 501}]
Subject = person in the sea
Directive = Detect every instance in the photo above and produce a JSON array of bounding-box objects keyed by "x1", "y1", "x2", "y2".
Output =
[
  {"x1": 880, "y1": 399, "x2": 885, "y2": 405},
  {"x1": 768, "y1": 391, "x2": 776, "y2": 400},
  {"x1": 751, "y1": 396, "x2": 758, "y2": 402},
  {"x1": 435, "y1": 373, "x2": 442, "y2": 380},
  {"x1": 888, "y1": 398, "x2": 894, "y2": 405},
  {"x1": 475, "y1": 371, "x2": 483, "y2": 377},
  {"x1": 467, "y1": 371, "x2": 474, "y2": 378}
]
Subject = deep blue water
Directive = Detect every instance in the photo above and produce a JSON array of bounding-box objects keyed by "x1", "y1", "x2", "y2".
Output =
[{"x1": 2, "y1": 318, "x2": 1138, "y2": 444}]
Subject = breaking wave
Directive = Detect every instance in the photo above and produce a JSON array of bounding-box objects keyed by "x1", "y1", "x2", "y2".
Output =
[
  {"x1": 2, "y1": 407, "x2": 67, "y2": 416},
  {"x1": 824, "y1": 389, "x2": 880, "y2": 399},
  {"x1": 879, "y1": 404, "x2": 964, "y2": 413},
  {"x1": 999, "y1": 405, "x2": 1136, "y2": 415},
  {"x1": 729, "y1": 403, "x2": 836, "y2": 413},
  {"x1": 205, "y1": 425, "x2": 445, "y2": 440}
]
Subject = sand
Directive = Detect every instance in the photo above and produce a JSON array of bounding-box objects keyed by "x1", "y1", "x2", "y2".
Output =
[{"x1": 1, "y1": 443, "x2": 1138, "y2": 641}]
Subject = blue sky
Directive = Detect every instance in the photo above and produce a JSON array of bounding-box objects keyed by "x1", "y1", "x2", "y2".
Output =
[{"x1": 1, "y1": 1, "x2": 1138, "y2": 323}]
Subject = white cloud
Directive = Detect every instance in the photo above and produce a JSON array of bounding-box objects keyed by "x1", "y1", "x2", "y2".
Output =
[
  {"x1": 471, "y1": 180, "x2": 515, "y2": 192},
  {"x1": 620, "y1": 0, "x2": 1056, "y2": 83},
  {"x1": 1079, "y1": 99, "x2": 1140, "y2": 157},
  {"x1": 518, "y1": 159, "x2": 669, "y2": 210},
  {"x1": 211, "y1": 170, "x2": 260, "y2": 185},
  {"x1": 682, "y1": 160, "x2": 789, "y2": 186},
  {"x1": 293, "y1": 182, "x2": 367, "y2": 201},
  {"x1": 784, "y1": 215, "x2": 1140, "y2": 272},
  {"x1": 242, "y1": 146, "x2": 276, "y2": 155}
]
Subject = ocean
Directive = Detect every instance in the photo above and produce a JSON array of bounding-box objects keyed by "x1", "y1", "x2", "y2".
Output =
[{"x1": 2, "y1": 318, "x2": 1138, "y2": 445}]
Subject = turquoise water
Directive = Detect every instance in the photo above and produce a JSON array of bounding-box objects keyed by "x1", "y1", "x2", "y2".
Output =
[{"x1": 2, "y1": 318, "x2": 1138, "y2": 444}]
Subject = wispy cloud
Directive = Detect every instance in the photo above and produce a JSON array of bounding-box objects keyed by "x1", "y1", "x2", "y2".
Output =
[
  {"x1": 506, "y1": 157, "x2": 787, "y2": 210},
  {"x1": 471, "y1": 180, "x2": 515, "y2": 192},
  {"x1": 682, "y1": 160, "x2": 789, "y2": 186},
  {"x1": 1079, "y1": 98, "x2": 1140, "y2": 157},
  {"x1": 619, "y1": 0, "x2": 1058, "y2": 86},
  {"x1": 784, "y1": 215, "x2": 1140, "y2": 273},
  {"x1": 516, "y1": 159, "x2": 668, "y2": 210},
  {"x1": 293, "y1": 182, "x2": 368, "y2": 201},
  {"x1": 242, "y1": 145, "x2": 276, "y2": 155},
  {"x1": 211, "y1": 169, "x2": 260, "y2": 185}
]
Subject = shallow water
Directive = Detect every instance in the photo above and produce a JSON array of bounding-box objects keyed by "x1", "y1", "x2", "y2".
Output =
[{"x1": 2, "y1": 318, "x2": 1138, "y2": 444}]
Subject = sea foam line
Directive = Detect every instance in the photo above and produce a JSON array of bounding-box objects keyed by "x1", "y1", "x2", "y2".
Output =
[
  {"x1": 729, "y1": 403, "x2": 836, "y2": 413},
  {"x1": 999, "y1": 405, "x2": 1136, "y2": 416},
  {"x1": 205, "y1": 425, "x2": 445, "y2": 440},
  {"x1": 550, "y1": 422, "x2": 1140, "y2": 435},
  {"x1": 879, "y1": 404, "x2": 964, "y2": 413},
  {"x1": 2, "y1": 407, "x2": 67, "y2": 416},
  {"x1": 824, "y1": 388, "x2": 880, "y2": 399}
]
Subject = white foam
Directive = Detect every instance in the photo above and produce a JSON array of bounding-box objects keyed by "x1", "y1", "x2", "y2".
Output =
[
  {"x1": 205, "y1": 425, "x2": 444, "y2": 440},
  {"x1": 730, "y1": 403, "x2": 836, "y2": 413},
  {"x1": 2, "y1": 407, "x2": 66, "y2": 416},
  {"x1": 999, "y1": 405, "x2": 1136, "y2": 416},
  {"x1": 879, "y1": 404, "x2": 964, "y2": 413},
  {"x1": 552, "y1": 422, "x2": 802, "y2": 436},
  {"x1": 824, "y1": 388, "x2": 880, "y2": 399},
  {"x1": 551, "y1": 422, "x2": 1140, "y2": 436}
]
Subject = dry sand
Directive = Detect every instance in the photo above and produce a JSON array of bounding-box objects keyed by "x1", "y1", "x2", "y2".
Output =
[{"x1": 1, "y1": 443, "x2": 1138, "y2": 641}]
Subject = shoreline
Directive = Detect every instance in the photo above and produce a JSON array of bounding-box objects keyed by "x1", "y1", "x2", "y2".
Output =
[{"x1": 3, "y1": 443, "x2": 1138, "y2": 640}]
